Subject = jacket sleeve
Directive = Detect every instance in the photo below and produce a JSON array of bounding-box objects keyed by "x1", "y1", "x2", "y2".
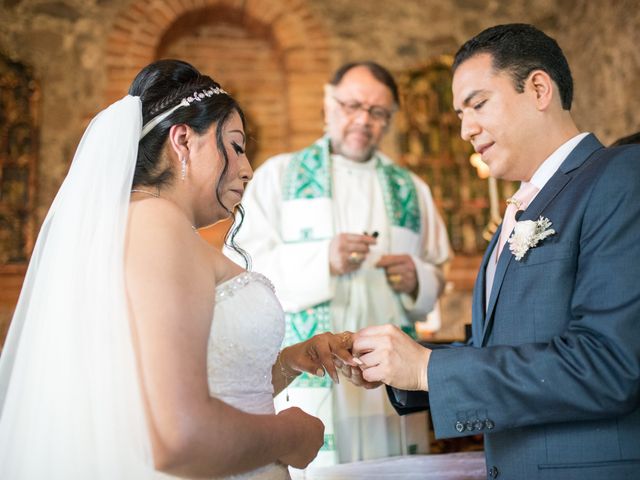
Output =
[{"x1": 386, "y1": 342, "x2": 466, "y2": 415}]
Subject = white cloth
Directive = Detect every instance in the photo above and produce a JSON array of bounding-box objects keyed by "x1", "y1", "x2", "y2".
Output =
[
  {"x1": 0, "y1": 96, "x2": 162, "y2": 479},
  {"x1": 208, "y1": 272, "x2": 289, "y2": 480},
  {"x1": 226, "y1": 149, "x2": 450, "y2": 466},
  {"x1": 291, "y1": 451, "x2": 486, "y2": 480}
]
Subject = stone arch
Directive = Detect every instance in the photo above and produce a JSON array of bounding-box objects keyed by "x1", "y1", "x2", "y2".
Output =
[{"x1": 104, "y1": 0, "x2": 332, "y2": 157}]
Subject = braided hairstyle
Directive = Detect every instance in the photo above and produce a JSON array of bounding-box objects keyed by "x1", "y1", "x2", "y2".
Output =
[{"x1": 129, "y1": 59, "x2": 250, "y2": 267}]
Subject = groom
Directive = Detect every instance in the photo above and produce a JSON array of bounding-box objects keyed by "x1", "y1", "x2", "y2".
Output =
[{"x1": 351, "y1": 24, "x2": 640, "y2": 479}]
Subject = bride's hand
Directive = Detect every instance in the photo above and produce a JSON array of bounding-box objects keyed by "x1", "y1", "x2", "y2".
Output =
[
  {"x1": 276, "y1": 407, "x2": 324, "y2": 468},
  {"x1": 281, "y1": 331, "x2": 357, "y2": 383},
  {"x1": 333, "y1": 356, "x2": 383, "y2": 389}
]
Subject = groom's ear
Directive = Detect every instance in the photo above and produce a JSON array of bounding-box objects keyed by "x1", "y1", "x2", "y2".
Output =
[{"x1": 528, "y1": 70, "x2": 555, "y2": 111}]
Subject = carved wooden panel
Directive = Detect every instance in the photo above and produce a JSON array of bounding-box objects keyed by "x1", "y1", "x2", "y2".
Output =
[{"x1": 0, "y1": 55, "x2": 39, "y2": 268}]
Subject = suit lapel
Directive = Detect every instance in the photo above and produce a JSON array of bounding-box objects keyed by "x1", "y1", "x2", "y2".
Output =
[{"x1": 480, "y1": 134, "x2": 604, "y2": 345}]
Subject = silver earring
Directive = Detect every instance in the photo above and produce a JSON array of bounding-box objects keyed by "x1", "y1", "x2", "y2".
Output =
[{"x1": 181, "y1": 156, "x2": 187, "y2": 180}]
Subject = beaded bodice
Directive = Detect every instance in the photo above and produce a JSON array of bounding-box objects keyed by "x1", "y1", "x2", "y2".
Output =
[
  {"x1": 209, "y1": 272, "x2": 284, "y2": 413},
  {"x1": 206, "y1": 271, "x2": 289, "y2": 480}
]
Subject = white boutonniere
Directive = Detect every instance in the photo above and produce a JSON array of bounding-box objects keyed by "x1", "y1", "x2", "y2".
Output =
[{"x1": 508, "y1": 216, "x2": 556, "y2": 261}]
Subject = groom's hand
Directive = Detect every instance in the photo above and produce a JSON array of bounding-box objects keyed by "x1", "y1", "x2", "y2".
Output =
[
  {"x1": 353, "y1": 324, "x2": 431, "y2": 391},
  {"x1": 333, "y1": 356, "x2": 382, "y2": 389}
]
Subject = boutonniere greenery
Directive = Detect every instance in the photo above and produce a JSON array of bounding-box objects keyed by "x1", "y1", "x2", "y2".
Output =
[{"x1": 508, "y1": 216, "x2": 556, "y2": 261}]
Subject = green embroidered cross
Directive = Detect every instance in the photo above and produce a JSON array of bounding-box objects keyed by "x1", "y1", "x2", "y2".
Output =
[
  {"x1": 377, "y1": 164, "x2": 420, "y2": 233},
  {"x1": 283, "y1": 137, "x2": 421, "y2": 233},
  {"x1": 283, "y1": 143, "x2": 331, "y2": 200}
]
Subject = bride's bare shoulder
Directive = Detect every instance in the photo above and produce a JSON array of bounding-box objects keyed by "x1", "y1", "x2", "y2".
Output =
[
  {"x1": 126, "y1": 198, "x2": 212, "y2": 280},
  {"x1": 126, "y1": 198, "x2": 242, "y2": 287}
]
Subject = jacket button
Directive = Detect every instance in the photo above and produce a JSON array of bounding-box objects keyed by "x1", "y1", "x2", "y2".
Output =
[
  {"x1": 485, "y1": 419, "x2": 495, "y2": 430},
  {"x1": 488, "y1": 465, "x2": 499, "y2": 478},
  {"x1": 466, "y1": 420, "x2": 474, "y2": 431},
  {"x1": 474, "y1": 420, "x2": 484, "y2": 430},
  {"x1": 455, "y1": 421, "x2": 465, "y2": 432}
]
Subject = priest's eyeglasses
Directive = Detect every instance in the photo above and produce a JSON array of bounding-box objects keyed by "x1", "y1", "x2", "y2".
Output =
[{"x1": 332, "y1": 96, "x2": 393, "y2": 124}]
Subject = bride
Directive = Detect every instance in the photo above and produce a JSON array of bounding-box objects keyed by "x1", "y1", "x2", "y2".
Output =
[{"x1": 0, "y1": 59, "x2": 357, "y2": 479}]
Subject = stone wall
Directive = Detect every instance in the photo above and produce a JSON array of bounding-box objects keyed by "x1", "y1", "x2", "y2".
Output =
[{"x1": 1, "y1": 0, "x2": 639, "y2": 344}]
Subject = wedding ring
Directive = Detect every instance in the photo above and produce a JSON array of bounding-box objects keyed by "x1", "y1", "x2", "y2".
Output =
[
  {"x1": 348, "y1": 252, "x2": 363, "y2": 264},
  {"x1": 339, "y1": 332, "x2": 351, "y2": 347},
  {"x1": 388, "y1": 274, "x2": 402, "y2": 284}
]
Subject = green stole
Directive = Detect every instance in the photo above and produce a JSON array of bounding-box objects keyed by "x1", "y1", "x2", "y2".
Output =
[{"x1": 281, "y1": 137, "x2": 420, "y2": 457}]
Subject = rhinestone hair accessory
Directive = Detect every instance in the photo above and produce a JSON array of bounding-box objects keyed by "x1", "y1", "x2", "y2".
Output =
[{"x1": 140, "y1": 86, "x2": 228, "y2": 139}]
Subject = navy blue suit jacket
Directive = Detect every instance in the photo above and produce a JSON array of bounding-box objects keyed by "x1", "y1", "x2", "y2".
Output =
[{"x1": 390, "y1": 135, "x2": 640, "y2": 479}]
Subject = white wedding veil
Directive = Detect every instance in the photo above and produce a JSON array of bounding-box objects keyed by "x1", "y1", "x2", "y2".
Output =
[{"x1": 0, "y1": 96, "x2": 164, "y2": 478}]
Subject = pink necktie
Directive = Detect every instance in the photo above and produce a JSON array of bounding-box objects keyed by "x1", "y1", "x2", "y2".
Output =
[{"x1": 496, "y1": 182, "x2": 540, "y2": 259}]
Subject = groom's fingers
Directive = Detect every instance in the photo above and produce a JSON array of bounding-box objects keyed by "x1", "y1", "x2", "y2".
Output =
[
  {"x1": 357, "y1": 349, "x2": 383, "y2": 370},
  {"x1": 352, "y1": 325, "x2": 397, "y2": 357},
  {"x1": 360, "y1": 364, "x2": 385, "y2": 384},
  {"x1": 357, "y1": 350, "x2": 396, "y2": 385},
  {"x1": 348, "y1": 365, "x2": 383, "y2": 389},
  {"x1": 356, "y1": 324, "x2": 396, "y2": 337}
]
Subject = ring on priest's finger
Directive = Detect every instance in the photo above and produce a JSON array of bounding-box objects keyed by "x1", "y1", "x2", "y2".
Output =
[
  {"x1": 348, "y1": 252, "x2": 363, "y2": 264},
  {"x1": 389, "y1": 274, "x2": 402, "y2": 284}
]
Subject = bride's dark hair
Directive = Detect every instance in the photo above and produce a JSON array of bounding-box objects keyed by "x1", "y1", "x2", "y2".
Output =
[{"x1": 129, "y1": 59, "x2": 250, "y2": 267}]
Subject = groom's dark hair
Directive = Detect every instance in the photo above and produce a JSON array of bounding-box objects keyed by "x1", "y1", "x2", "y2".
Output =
[{"x1": 452, "y1": 23, "x2": 573, "y2": 110}]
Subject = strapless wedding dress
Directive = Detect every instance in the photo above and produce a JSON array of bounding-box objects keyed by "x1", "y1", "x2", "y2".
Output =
[{"x1": 207, "y1": 272, "x2": 290, "y2": 480}]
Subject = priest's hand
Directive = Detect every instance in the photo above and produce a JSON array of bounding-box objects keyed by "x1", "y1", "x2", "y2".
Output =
[
  {"x1": 329, "y1": 233, "x2": 377, "y2": 275},
  {"x1": 376, "y1": 254, "x2": 418, "y2": 298},
  {"x1": 352, "y1": 324, "x2": 431, "y2": 391}
]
